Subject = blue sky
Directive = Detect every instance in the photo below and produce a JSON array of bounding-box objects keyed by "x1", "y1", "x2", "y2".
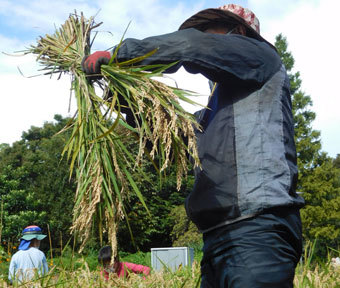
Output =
[{"x1": 0, "y1": 0, "x2": 339, "y2": 158}]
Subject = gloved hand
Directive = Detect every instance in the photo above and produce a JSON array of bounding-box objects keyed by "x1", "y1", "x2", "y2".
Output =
[{"x1": 81, "y1": 51, "x2": 111, "y2": 76}]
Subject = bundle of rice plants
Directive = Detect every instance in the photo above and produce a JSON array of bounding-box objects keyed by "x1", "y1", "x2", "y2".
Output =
[{"x1": 23, "y1": 12, "x2": 201, "y2": 256}]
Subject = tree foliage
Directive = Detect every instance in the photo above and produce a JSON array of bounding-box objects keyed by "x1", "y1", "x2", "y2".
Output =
[
  {"x1": 0, "y1": 115, "x2": 196, "y2": 253},
  {"x1": 333, "y1": 154, "x2": 340, "y2": 170},
  {"x1": 0, "y1": 115, "x2": 76, "y2": 251},
  {"x1": 169, "y1": 205, "x2": 201, "y2": 247},
  {"x1": 0, "y1": 165, "x2": 46, "y2": 242},
  {"x1": 116, "y1": 142, "x2": 195, "y2": 252}
]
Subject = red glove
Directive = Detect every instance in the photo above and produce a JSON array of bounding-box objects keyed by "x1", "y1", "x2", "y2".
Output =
[{"x1": 81, "y1": 51, "x2": 111, "y2": 76}]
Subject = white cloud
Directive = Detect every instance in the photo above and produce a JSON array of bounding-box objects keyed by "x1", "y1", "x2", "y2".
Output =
[
  {"x1": 0, "y1": 0, "x2": 98, "y2": 35},
  {"x1": 0, "y1": 73, "x2": 74, "y2": 144},
  {"x1": 155, "y1": 67, "x2": 211, "y2": 112},
  {"x1": 88, "y1": 0, "x2": 207, "y2": 50},
  {"x1": 1, "y1": 43, "x2": 38, "y2": 75}
]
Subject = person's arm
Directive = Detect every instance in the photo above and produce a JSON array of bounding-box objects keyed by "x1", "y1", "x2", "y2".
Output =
[
  {"x1": 124, "y1": 262, "x2": 150, "y2": 276},
  {"x1": 42, "y1": 254, "x2": 49, "y2": 275},
  {"x1": 83, "y1": 28, "x2": 281, "y2": 86},
  {"x1": 116, "y1": 28, "x2": 281, "y2": 85}
]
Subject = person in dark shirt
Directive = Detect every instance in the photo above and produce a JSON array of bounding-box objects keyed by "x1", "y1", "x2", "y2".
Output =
[{"x1": 83, "y1": 4, "x2": 304, "y2": 287}]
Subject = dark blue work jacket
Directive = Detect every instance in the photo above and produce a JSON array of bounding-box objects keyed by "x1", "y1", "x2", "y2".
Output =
[{"x1": 116, "y1": 28, "x2": 305, "y2": 232}]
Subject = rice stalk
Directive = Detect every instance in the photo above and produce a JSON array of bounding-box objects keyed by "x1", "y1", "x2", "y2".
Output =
[{"x1": 23, "y1": 12, "x2": 201, "y2": 255}]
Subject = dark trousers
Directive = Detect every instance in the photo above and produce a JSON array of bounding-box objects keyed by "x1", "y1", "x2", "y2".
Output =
[{"x1": 200, "y1": 207, "x2": 302, "y2": 288}]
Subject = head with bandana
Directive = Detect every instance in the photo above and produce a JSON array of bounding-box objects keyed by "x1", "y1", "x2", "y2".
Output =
[{"x1": 18, "y1": 225, "x2": 47, "y2": 250}]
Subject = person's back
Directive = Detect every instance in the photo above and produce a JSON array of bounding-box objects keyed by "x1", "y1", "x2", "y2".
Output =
[
  {"x1": 8, "y1": 225, "x2": 48, "y2": 284},
  {"x1": 9, "y1": 247, "x2": 48, "y2": 283}
]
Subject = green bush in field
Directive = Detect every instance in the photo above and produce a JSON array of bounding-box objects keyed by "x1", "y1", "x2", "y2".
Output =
[
  {"x1": 170, "y1": 205, "x2": 202, "y2": 247},
  {"x1": 52, "y1": 252, "x2": 98, "y2": 272},
  {"x1": 0, "y1": 245, "x2": 10, "y2": 282},
  {"x1": 119, "y1": 250, "x2": 152, "y2": 268}
]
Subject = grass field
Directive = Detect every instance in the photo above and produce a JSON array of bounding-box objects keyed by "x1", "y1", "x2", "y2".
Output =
[{"x1": 1, "y1": 244, "x2": 339, "y2": 287}]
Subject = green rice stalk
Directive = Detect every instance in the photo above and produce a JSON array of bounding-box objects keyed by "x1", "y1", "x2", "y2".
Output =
[{"x1": 23, "y1": 12, "x2": 201, "y2": 255}]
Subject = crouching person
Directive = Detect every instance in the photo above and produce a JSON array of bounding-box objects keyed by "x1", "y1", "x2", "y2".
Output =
[
  {"x1": 8, "y1": 225, "x2": 49, "y2": 284},
  {"x1": 98, "y1": 246, "x2": 150, "y2": 280}
]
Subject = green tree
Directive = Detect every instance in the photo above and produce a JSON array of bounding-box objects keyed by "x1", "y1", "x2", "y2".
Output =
[
  {"x1": 333, "y1": 154, "x2": 340, "y2": 169},
  {"x1": 0, "y1": 165, "x2": 46, "y2": 244},
  {"x1": 1, "y1": 115, "x2": 197, "y2": 253},
  {"x1": 117, "y1": 154, "x2": 194, "y2": 252},
  {"x1": 301, "y1": 154, "x2": 340, "y2": 249},
  {"x1": 0, "y1": 115, "x2": 76, "y2": 251},
  {"x1": 275, "y1": 35, "x2": 340, "y2": 254},
  {"x1": 169, "y1": 205, "x2": 201, "y2": 247}
]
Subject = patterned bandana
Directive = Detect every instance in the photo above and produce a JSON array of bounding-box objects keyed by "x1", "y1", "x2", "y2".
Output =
[{"x1": 218, "y1": 4, "x2": 260, "y2": 33}]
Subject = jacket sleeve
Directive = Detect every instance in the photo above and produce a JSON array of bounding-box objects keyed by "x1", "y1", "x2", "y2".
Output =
[
  {"x1": 124, "y1": 262, "x2": 150, "y2": 276},
  {"x1": 42, "y1": 254, "x2": 49, "y2": 275},
  {"x1": 116, "y1": 28, "x2": 281, "y2": 84}
]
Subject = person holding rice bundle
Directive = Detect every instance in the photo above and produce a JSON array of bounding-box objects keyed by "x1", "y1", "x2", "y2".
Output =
[
  {"x1": 83, "y1": 4, "x2": 304, "y2": 287},
  {"x1": 8, "y1": 225, "x2": 49, "y2": 284}
]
